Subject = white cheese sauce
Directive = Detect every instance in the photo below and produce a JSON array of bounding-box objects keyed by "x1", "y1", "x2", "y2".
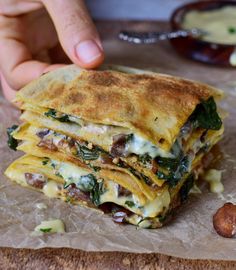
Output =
[
  {"x1": 42, "y1": 181, "x2": 59, "y2": 198},
  {"x1": 126, "y1": 134, "x2": 173, "y2": 158},
  {"x1": 42, "y1": 109, "x2": 183, "y2": 159},
  {"x1": 83, "y1": 123, "x2": 110, "y2": 134},
  {"x1": 142, "y1": 189, "x2": 170, "y2": 218},
  {"x1": 100, "y1": 180, "x2": 170, "y2": 218},
  {"x1": 182, "y1": 6, "x2": 236, "y2": 45},
  {"x1": 203, "y1": 169, "x2": 224, "y2": 193},
  {"x1": 52, "y1": 161, "x2": 89, "y2": 183}
]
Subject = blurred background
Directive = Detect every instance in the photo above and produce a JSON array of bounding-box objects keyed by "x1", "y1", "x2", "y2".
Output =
[{"x1": 86, "y1": 0, "x2": 193, "y2": 20}]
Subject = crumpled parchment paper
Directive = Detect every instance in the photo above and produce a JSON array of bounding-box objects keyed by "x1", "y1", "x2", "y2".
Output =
[{"x1": 1, "y1": 29, "x2": 236, "y2": 259}]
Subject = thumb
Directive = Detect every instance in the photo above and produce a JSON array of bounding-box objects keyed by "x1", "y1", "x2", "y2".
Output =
[{"x1": 42, "y1": 0, "x2": 104, "y2": 68}]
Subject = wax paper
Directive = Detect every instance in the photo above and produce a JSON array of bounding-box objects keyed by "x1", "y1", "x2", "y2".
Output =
[{"x1": 0, "y1": 23, "x2": 236, "y2": 259}]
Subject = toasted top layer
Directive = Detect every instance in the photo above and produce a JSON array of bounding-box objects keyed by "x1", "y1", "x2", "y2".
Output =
[{"x1": 16, "y1": 65, "x2": 222, "y2": 150}]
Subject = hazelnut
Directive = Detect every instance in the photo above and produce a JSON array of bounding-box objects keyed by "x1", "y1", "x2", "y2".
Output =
[
  {"x1": 112, "y1": 157, "x2": 119, "y2": 164},
  {"x1": 213, "y1": 202, "x2": 236, "y2": 238},
  {"x1": 87, "y1": 143, "x2": 93, "y2": 149}
]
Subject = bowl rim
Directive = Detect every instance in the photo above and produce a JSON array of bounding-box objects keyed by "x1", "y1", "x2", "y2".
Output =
[{"x1": 170, "y1": 0, "x2": 236, "y2": 47}]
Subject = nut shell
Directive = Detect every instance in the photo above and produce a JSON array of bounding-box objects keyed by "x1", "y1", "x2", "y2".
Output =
[{"x1": 213, "y1": 203, "x2": 236, "y2": 238}]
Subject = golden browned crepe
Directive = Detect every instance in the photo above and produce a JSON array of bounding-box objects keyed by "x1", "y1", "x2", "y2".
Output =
[{"x1": 5, "y1": 65, "x2": 224, "y2": 228}]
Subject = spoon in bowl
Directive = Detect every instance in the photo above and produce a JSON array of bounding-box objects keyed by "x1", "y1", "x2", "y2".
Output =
[{"x1": 118, "y1": 28, "x2": 207, "y2": 44}]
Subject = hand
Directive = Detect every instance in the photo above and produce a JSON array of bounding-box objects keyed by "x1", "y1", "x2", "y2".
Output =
[{"x1": 0, "y1": 0, "x2": 104, "y2": 101}]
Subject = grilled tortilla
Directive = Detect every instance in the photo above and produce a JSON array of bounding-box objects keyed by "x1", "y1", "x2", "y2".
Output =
[{"x1": 5, "y1": 65, "x2": 224, "y2": 228}]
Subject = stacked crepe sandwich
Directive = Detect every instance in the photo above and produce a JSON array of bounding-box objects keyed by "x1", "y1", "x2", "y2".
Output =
[{"x1": 5, "y1": 65, "x2": 224, "y2": 228}]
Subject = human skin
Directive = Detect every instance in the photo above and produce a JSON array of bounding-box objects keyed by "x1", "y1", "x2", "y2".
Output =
[{"x1": 0, "y1": 0, "x2": 104, "y2": 101}]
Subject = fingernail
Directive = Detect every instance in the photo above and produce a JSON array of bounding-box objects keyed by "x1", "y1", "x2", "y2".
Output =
[{"x1": 75, "y1": 40, "x2": 102, "y2": 64}]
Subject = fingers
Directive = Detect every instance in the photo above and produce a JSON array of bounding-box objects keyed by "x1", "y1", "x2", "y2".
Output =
[
  {"x1": 0, "y1": 35, "x2": 50, "y2": 89},
  {"x1": 43, "y1": 63, "x2": 67, "y2": 73},
  {"x1": 0, "y1": 72, "x2": 17, "y2": 101},
  {"x1": 0, "y1": 1, "x2": 43, "y2": 16},
  {"x1": 42, "y1": 0, "x2": 104, "y2": 68},
  {"x1": 0, "y1": 63, "x2": 66, "y2": 102},
  {"x1": 0, "y1": 8, "x2": 58, "y2": 90}
]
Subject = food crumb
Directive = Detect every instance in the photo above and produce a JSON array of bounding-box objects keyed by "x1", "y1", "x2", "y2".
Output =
[
  {"x1": 112, "y1": 157, "x2": 119, "y2": 164},
  {"x1": 32, "y1": 219, "x2": 65, "y2": 235},
  {"x1": 35, "y1": 202, "x2": 47, "y2": 210},
  {"x1": 87, "y1": 142, "x2": 93, "y2": 149},
  {"x1": 203, "y1": 169, "x2": 224, "y2": 193},
  {"x1": 122, "y1": 257, "x2": 131, "y2": 266}
]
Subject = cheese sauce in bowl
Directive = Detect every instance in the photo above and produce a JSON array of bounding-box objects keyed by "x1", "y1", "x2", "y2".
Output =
[
  {"x1": 170, "y1": 1, "x2": 236, "y2": 66},
  {"x1": 182, "y1": 6, "x2": 236, "y2": 45}
]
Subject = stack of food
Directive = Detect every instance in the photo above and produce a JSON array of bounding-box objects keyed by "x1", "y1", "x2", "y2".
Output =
[{"x1": 5, "y1": 65, "x2": 224, "y2": 228}]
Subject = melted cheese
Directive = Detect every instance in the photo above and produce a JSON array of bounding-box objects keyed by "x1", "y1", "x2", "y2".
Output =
[
  {"x1": 138, "y1": 219, "x2": 152, "y2": 229},
  {"x1": 20, "y1": 107, "x2": 174, "y2": 158},
  {"x1": 142, "y1": 189, "x2": 170, "y2": 218},
  {"x1": 203, "y1": 169, "x2": 224, "y2": 193},
  {"x1": 34, "y1": 219, "x2": 65, "y2": 233},
  {"x1": 230, "y1": 48, "x2": 236, "y2": 66},
  {"x1": 100, "y1": 181, "x2": 143, "y2": 215},
  {"x1": 43, "y1": 181, "x2": 59, "y2": 198},
  {"x1": 52, "y1": 161, "x2": 89, "y2": 182},
  {"x1": 100, "y1": 180, "x2": 170, "y2": 218},
  {"x1": 126, "y1": 134, "x2": 173, "y2": 158}
]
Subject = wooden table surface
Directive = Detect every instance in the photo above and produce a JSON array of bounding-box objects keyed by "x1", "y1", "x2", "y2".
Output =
[
  {"x1": 1, "y1": 20, "x2": 236, "y2": 270},
  {"x1": 1, "y1": 248, "x2": 236, "y2": 270}
]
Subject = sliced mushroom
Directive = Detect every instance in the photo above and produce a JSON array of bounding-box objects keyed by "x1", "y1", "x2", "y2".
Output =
[
  {"x1": 37, "y1": 139, "x2": 58, "y2": 151},
  {"x1": 110, "y1": 134, "x2": 129, "y2": 157},
  {"x1": 118, "y1": 185, "x2": 132, "y2": 197},
  {"x1": 67, "y1": 183, "x2": 90, "y2": 202},
  {"x1": 25, "y1": 173, "x2": 47, "y2": 189}
]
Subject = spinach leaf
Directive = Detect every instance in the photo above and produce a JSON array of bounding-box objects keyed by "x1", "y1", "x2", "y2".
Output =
[
  {"x1": 125, "y1": 201, "x2": 135, "y2": 208},
  {"x1": 88, "y1": 164, "x2": 101, "y2": 172},
  {"x1": 42, "y1": 157, "x2": 50, "y2": 165},
  {"x1": 78, "y1": 174, "x2": 96, "y2": 192},
  {"x1": 155, "y1": 156, "x2": 179, "y2": 171},
  {"x1": 156, "y1": 171, "x2": 180, "y2": 187},
  {"x1": 44, "y1": 109, "x2": 71, "y2": 123},
  {"x1": 179, "y1": 174, "x2": 194, "y2": 202},
  {"x1": 76, "y1": 144, "x2": 99, "y2": 160},
  {"x1": 7, "y1": 125, "x2": 19, "y2": 151},
  {"x1": 61, "y1": 170, "x2": 104, "y2": 206},
  {"x1": 156, "y1": 156, "x2": 189, "y2": 187},
  {"x1": 158, "y1": 214, "x2": 168, "y2": 224},
  {"x1": 141, "y1": 174, "x2": 153, "y2": 186},
  {"x1": 40, "y1": 228, "x2": 52, "y2": 233},
  {"x1": 138, "y1": 153, "x2": 152, "y2": 166},
  {"x1": 90, "y1": 181, "x2": 104, "y2": 206},
  {"x1": 51, "y1": 163, "x2": 56, "y2": 169},
  {"x1": 198, "y1": 143, "x2": 210, "y2": 154},
  {"x1": 128, "y1": 167, "x2": 153, "y2": 186},
  {"x1": 55, "y1": 172, "x2": 63, "y2": 178},
  {"x1": 128, "y1": 167, "x2": 139, "y2": 177},
  {"x1": 65, "y1": 196, "x2": 72, "y2": 203},
  {"x1": 228, "y1": 26, "x2": 236, "y2": 34},
  {"x1": 189, "y1": 97, "x2": 222, "y2": 130},
  {"x1": 126, "y1": 134, "x2": 133, "y2": 142}
]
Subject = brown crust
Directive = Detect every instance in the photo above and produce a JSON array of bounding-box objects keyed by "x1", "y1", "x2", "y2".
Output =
[{"x1": 16, "y1": 65, "x2": 222, "y2": 150}]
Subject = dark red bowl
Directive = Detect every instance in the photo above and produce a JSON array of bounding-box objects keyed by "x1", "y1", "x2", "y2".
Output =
[{"x1": 170, "y1": 0, "x2": 236, "y2": 67}]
